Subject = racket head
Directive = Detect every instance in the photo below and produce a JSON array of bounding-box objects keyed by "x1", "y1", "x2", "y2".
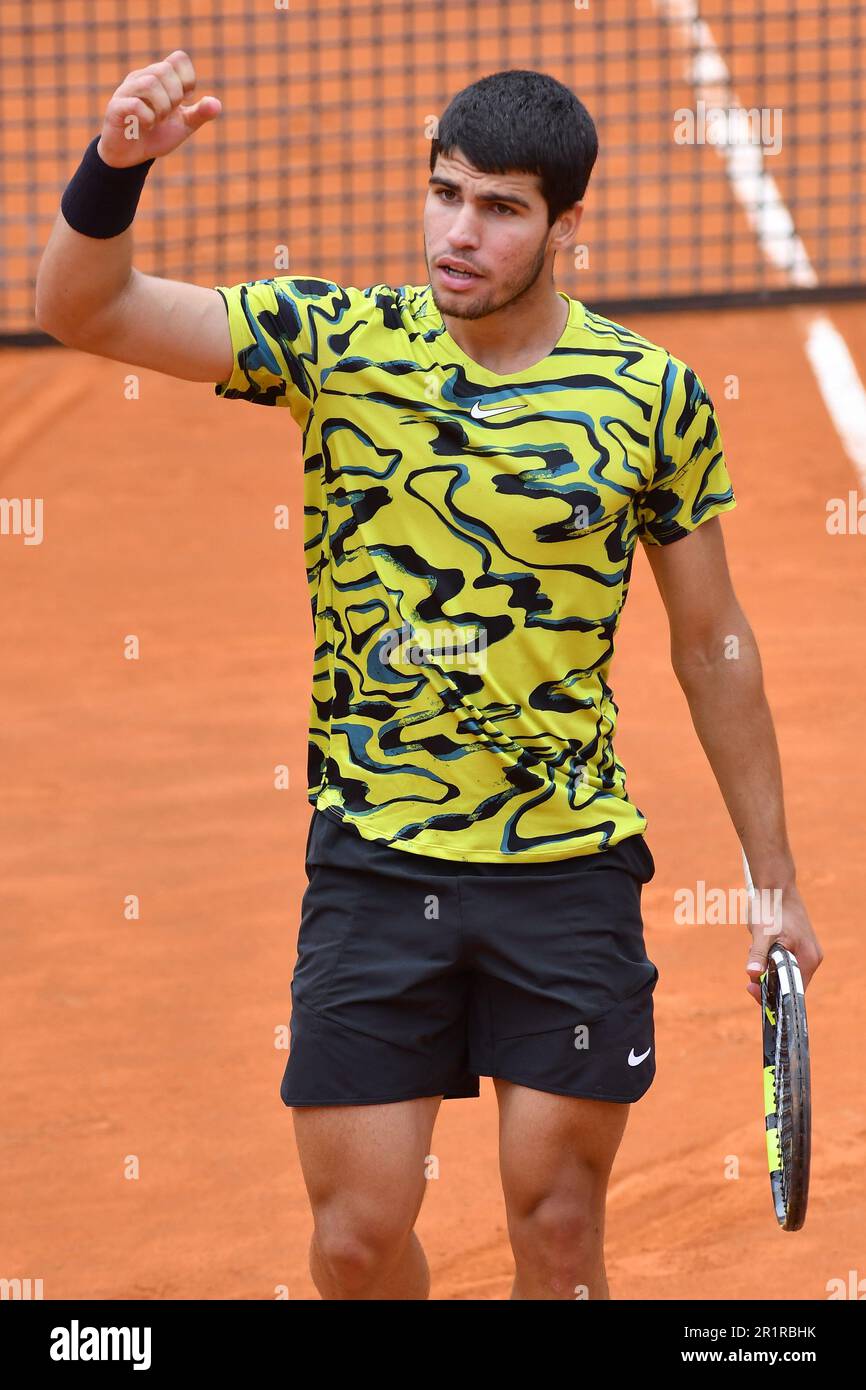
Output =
[{"x1": 761, "y1": 944, "x2": 811, "y2": 1231}]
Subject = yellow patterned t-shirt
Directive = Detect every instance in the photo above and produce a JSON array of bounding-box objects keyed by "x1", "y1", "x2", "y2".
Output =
[{"x1": 213, "y1": 278, "x2": 736, "y2": 862}]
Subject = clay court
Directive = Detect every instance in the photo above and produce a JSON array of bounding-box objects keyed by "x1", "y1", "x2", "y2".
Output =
[{"x1": 1, "y1": 1, "x2": 864, "y2": 1299}]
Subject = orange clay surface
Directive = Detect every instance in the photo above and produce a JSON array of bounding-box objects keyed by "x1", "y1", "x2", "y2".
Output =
[{"x1": 1, "y1": 303, "x2": 864, "y2": 1299}]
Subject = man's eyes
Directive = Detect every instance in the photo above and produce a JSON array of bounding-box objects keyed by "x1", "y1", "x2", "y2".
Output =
[{"x1": 437, "y1": 190, "x2": 515, "y2": 214}]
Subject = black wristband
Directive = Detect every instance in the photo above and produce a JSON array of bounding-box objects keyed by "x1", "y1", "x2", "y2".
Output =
[{"x1": 60, "y1": 135, "x2": 156, "y2": 238}]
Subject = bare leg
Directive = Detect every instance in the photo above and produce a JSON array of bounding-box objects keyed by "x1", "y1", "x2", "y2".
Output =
[
  {"x1": 292, "y1": 1094, "x2": 442, "y2": 1300},
  {"x1": 494, "y1": 1079, "x2": 630, "y2": 1301}
]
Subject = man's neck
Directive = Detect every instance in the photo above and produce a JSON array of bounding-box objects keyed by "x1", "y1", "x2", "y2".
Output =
[{"x1": 441, "y1": 289, "x2": 569, "y2": 376}]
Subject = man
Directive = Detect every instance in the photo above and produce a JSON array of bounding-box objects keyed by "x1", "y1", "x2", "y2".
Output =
[{"x1": 35, "y1": 56, "x2": 822, "y2": 1301}]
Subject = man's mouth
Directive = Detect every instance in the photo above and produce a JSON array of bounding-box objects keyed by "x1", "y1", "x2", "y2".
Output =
[{"x1": 437, "y1": 262, "x2": 481, "y2": 287}]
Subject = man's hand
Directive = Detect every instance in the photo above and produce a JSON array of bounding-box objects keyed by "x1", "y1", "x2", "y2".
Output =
[
  {"x1": 745, "y1": 883, "x2": 823, "y2": 1005},
  {"x1": 97, "y1": 50, "x2": 221, "y2": 168}
]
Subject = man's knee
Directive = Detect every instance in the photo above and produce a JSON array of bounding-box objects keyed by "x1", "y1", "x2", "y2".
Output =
[
  {"x1": 512, "y1": 1191, "x2": 601, "y2": 1254},
  {"x1": 313, "y1": 1205, "x2": 417, "y2": 1293},
  {"x1": 508, "y1": 1187, "x2": 607, "y2": 1297}
]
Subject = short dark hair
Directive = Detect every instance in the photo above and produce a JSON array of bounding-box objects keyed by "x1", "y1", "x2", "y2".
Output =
[{"x1": 429, "y1": 69, "x2": 598, "y2": 225}]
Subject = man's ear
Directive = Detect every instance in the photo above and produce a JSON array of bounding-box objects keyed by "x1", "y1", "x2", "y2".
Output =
[{"x1": 551, "y1": 201, "x2": 584, "y2": 254}]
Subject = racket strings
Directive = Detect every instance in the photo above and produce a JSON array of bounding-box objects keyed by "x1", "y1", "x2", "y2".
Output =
[{"x1": 775, "y1": 1000, "x2": 795, "y2": 1204}]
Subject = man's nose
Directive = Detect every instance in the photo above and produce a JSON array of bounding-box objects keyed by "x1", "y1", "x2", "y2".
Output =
[{"x1": 446, "y1": 204, "x2": 482, "y2": 246}]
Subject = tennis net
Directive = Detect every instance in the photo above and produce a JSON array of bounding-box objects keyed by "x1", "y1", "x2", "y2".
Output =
[{"x1": 2, "y1": 0, "x2": 863, "y2": 342}]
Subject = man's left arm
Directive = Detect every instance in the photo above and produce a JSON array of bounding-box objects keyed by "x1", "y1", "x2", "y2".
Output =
[{"x1": 642, "y1": 516, "x2": 823, "y2": 1004}]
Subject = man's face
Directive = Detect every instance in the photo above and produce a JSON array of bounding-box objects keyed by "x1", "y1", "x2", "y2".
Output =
[{"x1": 423, "y1": 147, "x2": 580, "y2": 320}]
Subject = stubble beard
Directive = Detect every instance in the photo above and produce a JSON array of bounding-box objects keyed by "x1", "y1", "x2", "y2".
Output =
[{"x1": 426, "y1": 234, "x2": 550, "y2": 321}]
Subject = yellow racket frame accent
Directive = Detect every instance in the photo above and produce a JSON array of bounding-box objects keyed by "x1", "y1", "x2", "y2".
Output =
[
  {"x1": 766, "y1": 1125, "x2": 782, "y2": 1173},
  {"x1": 763, "y1": 1063, "x2": 776, "y2": 1117}
]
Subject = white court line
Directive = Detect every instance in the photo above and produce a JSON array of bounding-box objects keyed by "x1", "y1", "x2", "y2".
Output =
[
  {"x1": 653, "y1": 0, "x2": 866, "y2": 484},
  {"x1": 802, "y1": 317, "x2": 866, "y2": 488}
]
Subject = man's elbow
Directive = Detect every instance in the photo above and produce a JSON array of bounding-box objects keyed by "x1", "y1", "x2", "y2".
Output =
[
  {"x1": 670, "y1": 618, "x2": 762, "y2": 691},
  {"x1": 34, "y1": 283, "x2": 99, "y2": 348},
  {"x1": 33, "y1": 274, "x2": 72, "y2": 343},
  {"x1": 33, "y1": 300, "x2": 67, "y2": 342},
  {"x1": 33, "y1": 274, "x2": 51, "y2": 334}
]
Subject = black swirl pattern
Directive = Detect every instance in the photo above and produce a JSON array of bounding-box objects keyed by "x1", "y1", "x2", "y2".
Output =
[{"x1": 214, "y1": 278, "x2": 736, "y2": 861}]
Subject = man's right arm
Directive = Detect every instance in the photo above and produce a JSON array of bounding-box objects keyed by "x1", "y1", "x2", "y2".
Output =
[
  {"x1": 35, "y1": 212, "x2": 232, "y2": 383},
  {"x1": 33, "y1": 49, "x2": 232, "y2": 385}
]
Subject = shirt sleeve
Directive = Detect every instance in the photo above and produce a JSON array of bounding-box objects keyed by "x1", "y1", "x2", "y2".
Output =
[
  {"x1": 212, "y1": 275, "x2": 374, "y2": 423},
  {"x1": 636, "y1": 353, "x2": 737, "y2": 545}
]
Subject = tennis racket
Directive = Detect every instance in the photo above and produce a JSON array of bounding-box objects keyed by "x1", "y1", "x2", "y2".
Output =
[{"x1": 743, "y1": 851, "x2": 811, "y2": 1231}]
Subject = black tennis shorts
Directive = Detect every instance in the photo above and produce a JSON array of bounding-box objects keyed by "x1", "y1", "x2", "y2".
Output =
[{"x1": 280, "y1": 807, "x2": 659, "y2": 1108}]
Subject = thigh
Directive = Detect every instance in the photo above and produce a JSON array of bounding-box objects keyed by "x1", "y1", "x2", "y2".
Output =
[
  {"x1": 494, "y1": 1079, "x2": 630, "y2": 1217},
  {"x1": 293, "y1": 1095, "x2": 442, "y2": 1233}
]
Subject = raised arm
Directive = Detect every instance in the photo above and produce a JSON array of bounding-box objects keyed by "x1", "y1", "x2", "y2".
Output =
[{"x1": 34, "y1": 49, "x2": 232, "y2": 384}]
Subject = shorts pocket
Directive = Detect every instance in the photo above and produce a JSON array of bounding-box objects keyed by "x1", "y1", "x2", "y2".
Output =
[
  {"x1": 292, "y1": 867, "x2": 358, "y2": 1010},
  {"x1": 638, "y1": 836, "x2": 656, "y2": 883},
  {"x1": 302, "y1": 806, "x2": 317, "y2": 870}
]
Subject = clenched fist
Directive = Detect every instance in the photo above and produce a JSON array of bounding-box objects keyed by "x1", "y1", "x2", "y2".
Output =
[{"x1": 97, "y1": 50, "x2": 221, "y2": 168}]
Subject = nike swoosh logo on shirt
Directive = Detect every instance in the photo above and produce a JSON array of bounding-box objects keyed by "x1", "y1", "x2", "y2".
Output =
[
  {"x1": 627, "y1": 1046, "x2": 652, "y2": 1066},
  {"x1": 469, "y1": 400, "x2": 523, "y2": 419}
]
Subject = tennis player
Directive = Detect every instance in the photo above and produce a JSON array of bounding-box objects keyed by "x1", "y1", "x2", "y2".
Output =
[{"x1": 36, "y1": 53, "x2": 823, "y2": 1300}]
